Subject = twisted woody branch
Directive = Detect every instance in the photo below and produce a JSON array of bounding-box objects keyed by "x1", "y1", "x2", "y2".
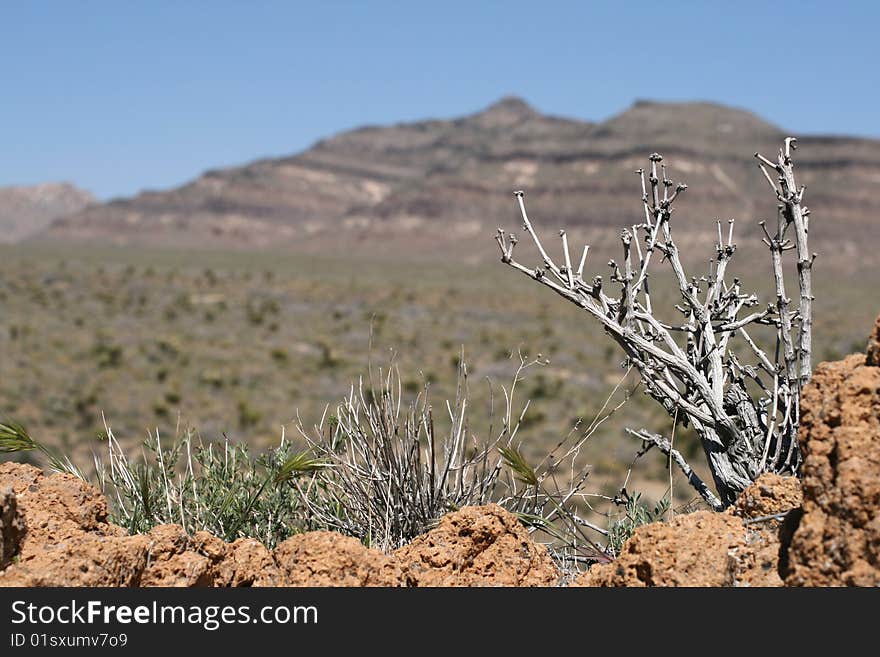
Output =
[{"x1": 496, "y1": 139, "x2": 812, "y2": 508}]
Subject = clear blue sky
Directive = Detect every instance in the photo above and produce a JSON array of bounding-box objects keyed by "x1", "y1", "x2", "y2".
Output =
[{"x1": 3, "y1": 1, "x2": 877, "y2": 200}]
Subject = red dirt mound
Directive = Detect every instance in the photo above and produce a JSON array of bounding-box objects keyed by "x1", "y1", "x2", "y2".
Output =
[
  {"x1": 574, "y1": 473, "x2": 801, "y2": 587},
  {"x1": 136, "y1": 525, "x2": 282, "y2": 587},
  {"x1": 395, "y1": 504, "x2": 558, "y2": 586},
  {"x1": 784, "y1": 321, "x2": 880, "y2": 586},
  {"x1": 733, "y1": 473, "x2": 803, "y2": 519},
  {"x1": 274, "y1": 531, "x2": 404, "y2": 587},
  {"x1": 572, "y1": 510, "x2": 772, "y2": 587},
  {"x1": 0, "y1": 462, "x2": 148, "y2": 586}
]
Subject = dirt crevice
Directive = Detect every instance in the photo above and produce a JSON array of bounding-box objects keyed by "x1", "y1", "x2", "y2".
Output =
[{"x1": 0, "y1": 487, "x2": 25, "y2": 571}]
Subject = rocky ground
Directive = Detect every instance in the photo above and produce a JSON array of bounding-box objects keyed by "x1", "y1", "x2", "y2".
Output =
[
  {"x1": 0, "y1": 464, "x2": 557, "y2": 587},
  {"x1": 2, "y1": 314, "x2": 878, "y2": 587}
]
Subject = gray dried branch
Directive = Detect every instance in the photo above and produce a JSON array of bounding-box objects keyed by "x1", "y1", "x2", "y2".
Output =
[
  {"x1": 496, "y1": 139, "x2": 812, "y2": 507},
  {"x1": 625, "y1": 428, "x2": 722, "y2": 510}
]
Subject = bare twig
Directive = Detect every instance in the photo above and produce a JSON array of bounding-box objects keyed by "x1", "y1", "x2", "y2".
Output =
[{"x1": 625, "y1": 428, "x2": 723, "y2": 511}]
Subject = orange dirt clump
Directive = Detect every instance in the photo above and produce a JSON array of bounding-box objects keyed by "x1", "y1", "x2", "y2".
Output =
[
  {"x1": 0, "y1": 465, "x2": 285, "y2": 586},
  {"x1": 784, "y1": 321, "x2": 880, "y2": 586},
  {"x1": 0, "y1": 464, "x2": 555, "y2": 586},
  {"x1": 395, "y1": 504, "x2": 559, "y2": 586},
  {"x1": 733, "y1": 473, "x2": 803, "y2": 519},
  {"x1": 573, "y1": 455, "x2": 803, "y2": 587},
  {"x1": 274, "y1": 531, "x2": 404, "y2": 587},
  {"x1": 0, "y1": 462, "x2": 149, "y2": 587},
  {"x1": 0, "y1": 462, "x2": 120, "y2": 548},
  {"x1": 0, "y1": 534, "x2": 151, "y2": 587},
  {"x1": 137, "y1": 525, "x2": 282, "y2": 587},
  {"x1": 215, "y1": 538, "x2": 283, "y2": 587},
  {"x1": 572, "y1": 511, "x2": 778, "y2": 587}
]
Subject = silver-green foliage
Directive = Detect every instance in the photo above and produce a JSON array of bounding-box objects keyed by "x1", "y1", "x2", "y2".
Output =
[
  {"x1": 95, "y1": 425, "x2": 323, "y2": 548},
  {"x1": 607, "y1": 491, "x2": 670, "y2": 556}
]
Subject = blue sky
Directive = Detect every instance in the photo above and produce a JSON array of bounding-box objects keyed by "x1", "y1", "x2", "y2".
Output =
[{"x1": 2, "y1": 1, "x2": 876, "y2": 199}]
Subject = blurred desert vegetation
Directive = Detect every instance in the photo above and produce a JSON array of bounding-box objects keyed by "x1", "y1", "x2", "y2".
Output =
[{"x1": 1, "y1": 239, "x2": 874, "y2": 504}]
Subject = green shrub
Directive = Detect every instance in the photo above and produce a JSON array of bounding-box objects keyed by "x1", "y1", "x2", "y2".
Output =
[
  {"x1": 96, "y1": 426, "x2": 323, "y2": 547},
  {"x1": 236, "y1": 399, "x2": 261, "y2": 429},
  {"x1": 607, "y1": 490, "x2": 670, "y2": 556}
]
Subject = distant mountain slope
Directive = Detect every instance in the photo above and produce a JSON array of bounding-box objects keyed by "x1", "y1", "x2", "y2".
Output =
[
  {"x1": 0, "y1": 183, "x2": 94, "y2": 243},
  {"x1": 40, "y1": 97, "x2": 880, "y2": 260}
]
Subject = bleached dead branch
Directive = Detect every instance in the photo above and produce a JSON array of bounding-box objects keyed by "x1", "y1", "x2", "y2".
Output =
[{"x1": 496, "y1": 139, "x2": 812, "y2": 507}]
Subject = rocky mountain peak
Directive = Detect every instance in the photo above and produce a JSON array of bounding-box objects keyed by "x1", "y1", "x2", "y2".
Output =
[{"x1": 469, "y1": 96, "x2": 540, "y2": 126}]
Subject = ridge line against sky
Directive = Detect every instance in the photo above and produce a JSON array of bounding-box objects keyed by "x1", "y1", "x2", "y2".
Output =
[{"x1": 3, "y1": 1, "x2": 877, "y2": 200}]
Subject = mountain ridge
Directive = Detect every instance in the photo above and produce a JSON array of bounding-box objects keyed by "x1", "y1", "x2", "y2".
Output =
[
  {"x1": 0, "y1": 183, "x2": 94, "y2": 243},
  {"x1": 35, "y1": 98, "x2": 880, "y2": 261}
]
